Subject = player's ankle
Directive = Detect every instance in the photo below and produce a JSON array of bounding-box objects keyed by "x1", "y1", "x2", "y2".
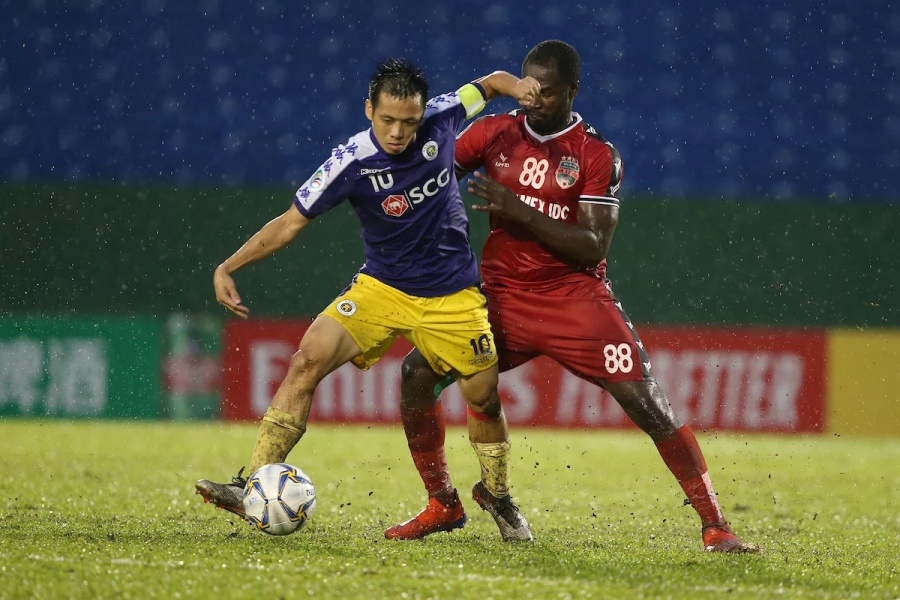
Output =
[
  {"x1": 702, "y1": 520, "x2": 732, "y2": 532},
  {"x1": 433, "y1": 488, "x2": 459, "y2": 506}
]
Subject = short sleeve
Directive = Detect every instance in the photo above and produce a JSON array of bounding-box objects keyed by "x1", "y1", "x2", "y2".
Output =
[
  {"x1": 424, "y1": 83, "x2": 486, "y2": 136},
  {"x1": 293, "y1": 155, "x2": 352, "y2": 218},
  {"x1": 579, "y1": 142, "x2": 623, "y2": 207},
  {"x1": 455, "y1": 116, "x2": 490, "y2": 173}
]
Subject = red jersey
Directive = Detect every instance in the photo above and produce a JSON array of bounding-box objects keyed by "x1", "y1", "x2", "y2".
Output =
[{"x1": 455, "y1": 110, "x2": 623, "y2": 290}]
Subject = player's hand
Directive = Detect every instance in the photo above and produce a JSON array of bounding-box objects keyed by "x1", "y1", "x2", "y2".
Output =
[
  {"x1": 468, "y1": 171, "x2": 533, "y2": 223},
  {"x1": 512, "y1": 76, "x2": 541, "y2": 108},
  {"x1": 214, "y1": 265, "x2": 250, "y2": 319}
]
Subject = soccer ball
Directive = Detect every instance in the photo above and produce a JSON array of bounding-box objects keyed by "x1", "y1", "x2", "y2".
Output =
[{"x1": 242, "y1": 463, "x2": 317, "y2": 536}]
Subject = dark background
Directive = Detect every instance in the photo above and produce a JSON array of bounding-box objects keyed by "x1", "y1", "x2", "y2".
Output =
[{"x1": 2, "y1": 0, "x2": 897, "y2": 325}]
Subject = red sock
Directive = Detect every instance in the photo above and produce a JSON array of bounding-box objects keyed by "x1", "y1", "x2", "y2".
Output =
[
  {"x1": 401, "y1": 403, "x2": 452, "y2": 498},
  {"x1": 655, "y1": 425, "x2": 726, "y2": 528}
]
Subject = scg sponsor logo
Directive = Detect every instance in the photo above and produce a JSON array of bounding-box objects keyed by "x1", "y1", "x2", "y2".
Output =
[
  {"x1": 378, "y1": 168, "x2": 452, "y2": 217},
  {"x1": 382, "y1": 195, "x2": 409, "y2": 217}
]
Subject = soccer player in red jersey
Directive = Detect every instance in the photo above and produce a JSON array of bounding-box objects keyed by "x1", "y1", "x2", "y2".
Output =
[{"x1": 385, "y1": 40, "x2": 760, "y2": 553}]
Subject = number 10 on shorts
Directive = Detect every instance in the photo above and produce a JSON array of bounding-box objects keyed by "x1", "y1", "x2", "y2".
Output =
[{"x1": 469, "y1": 334, "x2": 493, "y2": 356}]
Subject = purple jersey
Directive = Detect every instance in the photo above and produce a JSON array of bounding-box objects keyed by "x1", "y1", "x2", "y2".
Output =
[{"x1": 293, "y1": 90, "x2": 482, "y2": 297}]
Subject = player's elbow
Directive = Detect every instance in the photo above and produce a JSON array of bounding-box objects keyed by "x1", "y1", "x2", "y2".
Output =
[
  {"x1": 279, "y1": 208, "x2": 309, "y2": 241},
  {"x1": 577, "y1": 253, "x2": 605, "y2": 268},
  {"x1": 577, "y1": 235, "x2": 609, "y2": 266},
  {"x1": 284, "y1": 219, "x2": 305, "y2": 240}
]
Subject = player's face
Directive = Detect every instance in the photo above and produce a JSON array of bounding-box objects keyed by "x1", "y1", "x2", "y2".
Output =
[
  {"x1": 521, "y1": 63, "x2": 578, "y2": 136},
  {"x1": 365, "y1": 94, "x2": 425, "y2": 155}
]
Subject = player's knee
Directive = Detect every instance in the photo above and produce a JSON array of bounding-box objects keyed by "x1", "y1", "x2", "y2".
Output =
[
  {"x1": 286, "y1": 349, "x2": 325, "y2": 391},
  {"x1": 464, "y1": 388, "x2": 502, "y2": 420},
  {"x1": 400, "y1": 355, "x2": 426, "y2": 387},
  {"x1": 609, "y1": 379, "x2": 682, "y2": 440},
  {"x1": 399, "y1": 354, "x2": 441, "y2": 409},
  {"x1": 458, "y1": 367, "x2": 501, "y2": 416}
]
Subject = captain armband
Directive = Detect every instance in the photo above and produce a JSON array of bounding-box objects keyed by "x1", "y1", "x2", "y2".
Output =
[{"x1": 457, "y1": 82, "x2": 488, "y2": 119}]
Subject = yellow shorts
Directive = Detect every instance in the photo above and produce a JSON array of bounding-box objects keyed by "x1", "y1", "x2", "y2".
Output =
[{"x1": 320, "y1": 274, "x2": 498, "y2": 377}]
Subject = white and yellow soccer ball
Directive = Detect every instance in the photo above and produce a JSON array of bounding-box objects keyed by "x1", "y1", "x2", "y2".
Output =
[{"x1": 242, "y1": 463, "x2": 317, "y2": 536}]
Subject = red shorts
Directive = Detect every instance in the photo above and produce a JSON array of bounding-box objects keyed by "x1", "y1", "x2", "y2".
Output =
[{"x1": 484, "y1": 278, "x2": 651, "y2": 383}]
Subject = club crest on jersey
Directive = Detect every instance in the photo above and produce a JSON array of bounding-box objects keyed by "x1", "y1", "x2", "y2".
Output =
[
  {"x1": 382, "y1": 194, "x2": 409, "y2": 217},
  {"x1": 422, "y1": 140, "x2": 439, "y2": 161},
  {"x1": 336, "y1": 299, "x2": 357, "y2": 316},
  {"x1": 556, "y1": 156, "x2": 580, "y2": 189}
]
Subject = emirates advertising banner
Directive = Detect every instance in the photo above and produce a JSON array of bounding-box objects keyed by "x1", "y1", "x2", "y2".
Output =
[{"x1": 223, "y1": 320, "x2": 826, "y2": 433}]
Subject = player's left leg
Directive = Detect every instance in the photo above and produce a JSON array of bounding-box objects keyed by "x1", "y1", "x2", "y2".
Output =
[
  {"x1": 528, "y1": 279, "x2": 760, "y2": 552},
  {"x1": 602, "y1": 379, "x2": 761, "y2": 553},
  {"x1": 457, "y1": 366, "x2": 533, "y2": 542}
]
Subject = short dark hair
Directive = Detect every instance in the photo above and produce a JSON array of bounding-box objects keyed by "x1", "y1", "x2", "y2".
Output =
[
  {"x1": 523, "y1": 40, "x2": 581, "y2": 87},
  {"x1": 368, "y1": 58, "x2": 428, "y2": 107}
]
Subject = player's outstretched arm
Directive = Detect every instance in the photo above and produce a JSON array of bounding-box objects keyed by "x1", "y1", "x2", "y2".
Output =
[
  {"x1": 474, "y1": 71, "x2": 540, "y2": 107},
  {"x1": 214, "y1": 206, "x2": 310, "y2": 318}
]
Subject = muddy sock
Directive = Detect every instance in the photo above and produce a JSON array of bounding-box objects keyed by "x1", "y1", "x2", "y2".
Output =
[
  {"x1": 471, "y1": 440, "x2": 511, "y2": 498},
  {"x1": 247, "y1": 407, "x2": 306, "y2": 475}
]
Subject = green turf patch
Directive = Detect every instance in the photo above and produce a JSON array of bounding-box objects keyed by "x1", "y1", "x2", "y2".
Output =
[{"x1": 1, "y1": 421, "x2": 897, "y2": 598}]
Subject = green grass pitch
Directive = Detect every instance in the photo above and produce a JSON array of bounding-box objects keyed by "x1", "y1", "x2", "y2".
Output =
[{"x1": 1, "y1": 420, "x2": 898, "y2": 599}]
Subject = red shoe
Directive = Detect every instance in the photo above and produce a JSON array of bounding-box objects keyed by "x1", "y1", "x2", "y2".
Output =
[
  {"x1": 703, "y1": 523, "x2": 762, "y2": 553},
  {"x1": 384, "y1": 491, "x2": 467, "y2": 540}
]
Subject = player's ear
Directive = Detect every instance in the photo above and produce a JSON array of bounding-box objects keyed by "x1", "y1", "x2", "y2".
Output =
[
  {"x1": 569, "y1": 80, "x2": 580, "y2": 103},
  {"x1": 365, "y1": 98, "x2": 374, "y2": 122}
]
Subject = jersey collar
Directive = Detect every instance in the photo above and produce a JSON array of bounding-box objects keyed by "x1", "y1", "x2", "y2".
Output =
[{"x1": 523, "y1": 112, "x2": 583, "y2": 143}]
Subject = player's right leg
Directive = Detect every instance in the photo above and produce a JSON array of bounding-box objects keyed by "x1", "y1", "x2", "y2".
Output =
[
  {"x1": 384, "y1": 349, "x2": 466, "y2": 540},
  {"x1": 197, "y1": 312, "x2": 363, "y2": 518}
]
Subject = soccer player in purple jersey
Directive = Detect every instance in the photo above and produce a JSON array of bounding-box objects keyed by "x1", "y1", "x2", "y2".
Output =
[{"x1": 195, "y1": 59, "x2": 541, "y2": 541}]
